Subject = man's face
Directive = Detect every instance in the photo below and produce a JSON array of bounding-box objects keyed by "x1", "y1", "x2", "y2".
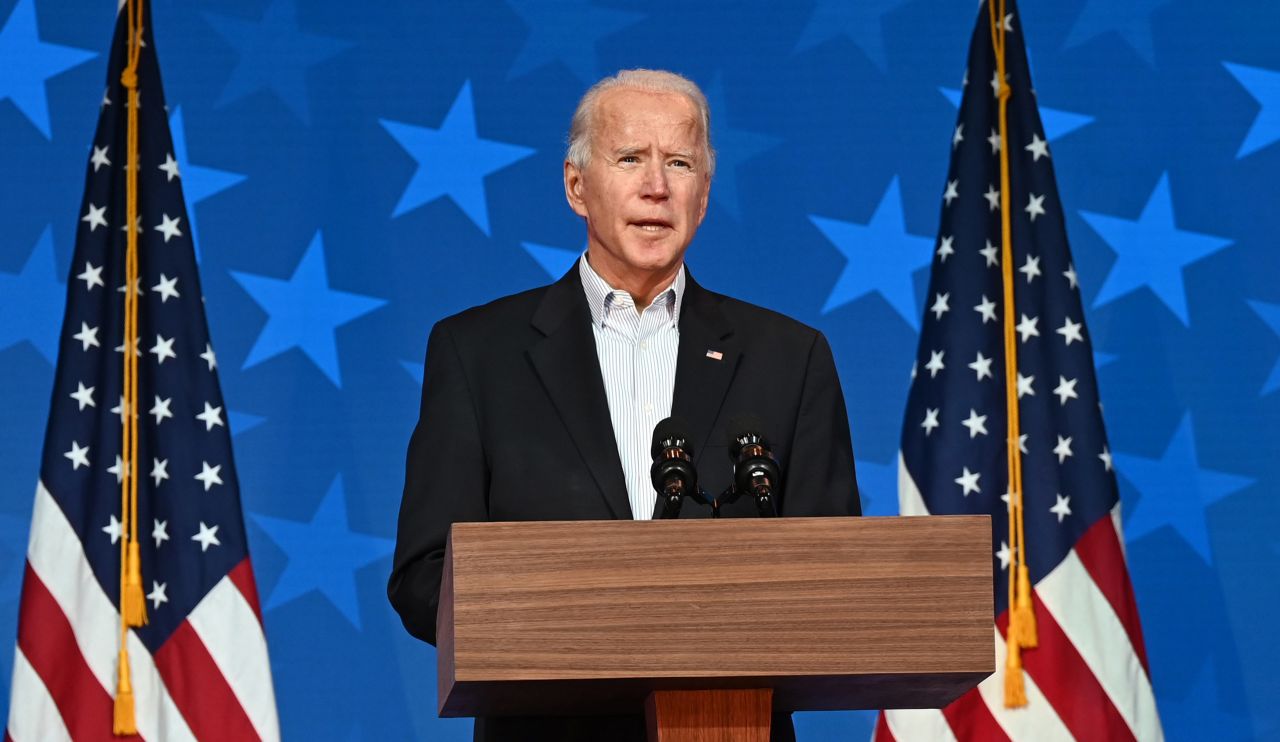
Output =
[{"x1": 564, "y1": 88, "x2": 711, "y2": 285}]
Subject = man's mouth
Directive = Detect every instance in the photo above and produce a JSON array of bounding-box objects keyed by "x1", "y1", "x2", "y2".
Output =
[{"x1": 630, "y1": 219, "x2": 673, "y2": 232}]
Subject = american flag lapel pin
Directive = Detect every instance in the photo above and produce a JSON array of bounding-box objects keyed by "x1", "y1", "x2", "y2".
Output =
[{"x1": 705, "y1": 349, "x2": 723, "y2": 361}]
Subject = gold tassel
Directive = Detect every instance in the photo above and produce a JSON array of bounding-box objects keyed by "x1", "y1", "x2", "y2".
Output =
[
  {"x1": 114, "y1": 649, "x2": 138, "y2": 735},
  {"x1": 1012, "y1": 564, "x2": 1037, "y2": 648},
  {"x1": 122, "y1": 540, "x2": 148, "y2": 627},
  {"x1": 1003, "y1": 635, "x2": 1027, "y2": 708}
]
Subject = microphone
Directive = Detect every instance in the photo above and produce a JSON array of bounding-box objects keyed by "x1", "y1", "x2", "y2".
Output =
[
  {"x1": 726, "y1": 414, "x2": 780, "y2": 517},
  {"x1": 650, "y1": 416, "x2": 698, "y2": 519}
]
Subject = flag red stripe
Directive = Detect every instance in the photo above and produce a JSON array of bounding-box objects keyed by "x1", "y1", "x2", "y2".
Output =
[
  {"x1": 1073, "y1": 515, "x2": 1151, "y2": 673},
  {"x1": 15, "y1": 563, "x2": 128, "y2": 742},
  {"x1": 942, "y1": 687, "x2": 1012, "y2": 742},
  {"x1": 998, "y1": 600, "x2": 1136, "y2": 742},
  {"x1": 227, "y1": 558, "x2": 264, "y2": 622},
  {"x1": 873, "y1": 712, "x2": 896, "y2": 742},
  {"x1": 152, "y1": 621, "x2": 260, "y2": 742}
]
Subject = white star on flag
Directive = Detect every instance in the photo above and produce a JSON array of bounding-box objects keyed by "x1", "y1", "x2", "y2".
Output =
[
  {"x1": 90, "y1": 145, "x2": 111, "y2": 171},
  {"x1": 1016, "y1": 313, "x2": 1040, "y2": 342},
  {"x1": 1050, "y1": 494, "x2": 1073, "y2": 523},
  {"x1": 195, "y1": 461, "x2": 223, "y2": 491},
  {"x1": 158, "y1": 152, "x2": 180, "y2": 181},
  {"x1": 192, "y1": 522, "x2": 221, "y2": 552},
  {"x1": 1026, "y1": 133, "x2": 1050, "y2": 161},
  {"x1": 153, "y1": 518, "x2": 170, "y2": 548},
  {"x1": 1057, "y1": 316, "x2": 1084, "y2": 345},
  {"x1": 103, "y1": 514, "x2": 122, "y2": 544},
  {"x1": 196, "y1": 402, "x2": 225, "y2": 431},
  {"x1": 72, "y1": 322, "x2": 100, "y2": 350},
  {"x1": 148, "y1": 581, "x2": 169, "y2": 609},
  {"x1": 154, "y1": 213, "x2": 183, "y2": 243},
  {"x1": 1019, "y1": 254, "x2": 1041, "y2": 282},
  {"x1": 69, "y1": 382, "x2": 96, "y2": 410},
  {"x1": 1054, "y1": 375, "x2": 1080, "y2": 405},
  {"x1": 64, "y1": 441, "x2": 90, "y2": 470},
  {"x1": 954, "y1": 466, "x2": 981, "y2": 495},
  {"x1": 81, "y1": 204, "x2": 108, "y2": 231},
  {"x1": 150, "y1": 334, "x2": 177, "y2": 364},
  {"x1": 77, "y1": 262, "x2": 104, "y2": 291},
  {"x1": 968, "y1": 351, "x2": 994, "y2": 381},
  {"x1": 150, "y1": 395, "x2": 173, "y2": 425},
  {"x1": 151, "y1": 457, "x2": 169, "y2": 487},
  {"x1": 925, "y1": 350, "x2": 946, "y2": 378},
  {"x1": 152, "y1": 273, "x2": 180, "y2": 303},
  {"x1": 1054, "y1": 435, "x2": 1074, "y2": 463},
  {"x1": 974, "y1": 295, "x2": 998, "y2": 323},
  {"x1": 961, "y1": 409, "x2": 989, "y2": 438},
  {"x1": 921, "y1": 407, "x2": 940, "y2": 436},
  {"x1": 930, "y1": 292, "x2": 951, "y2": 319}
]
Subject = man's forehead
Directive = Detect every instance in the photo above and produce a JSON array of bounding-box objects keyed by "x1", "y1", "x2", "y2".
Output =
[{"x1": 594, "y1": 88, "x2": 702, "y2": 140}]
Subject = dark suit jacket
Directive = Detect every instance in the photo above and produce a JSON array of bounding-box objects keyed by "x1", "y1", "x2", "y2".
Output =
[{"x1": 389, "y1": 264, "x2": 859, "y2": 741}]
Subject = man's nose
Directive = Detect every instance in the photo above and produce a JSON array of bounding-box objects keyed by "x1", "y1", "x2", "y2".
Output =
[{"x1": 640, "y1": 161, "x2": 670, "y2": 199}]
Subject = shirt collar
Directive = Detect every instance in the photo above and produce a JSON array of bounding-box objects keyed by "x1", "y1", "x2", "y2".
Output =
[{"x1": 579, "y1": 253, "x2": 685, "y2": 328}]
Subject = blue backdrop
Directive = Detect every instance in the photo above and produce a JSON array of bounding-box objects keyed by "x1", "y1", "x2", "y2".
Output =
[{"x1": 2, "y1": 0, "x2": 1278, "y2": 739}]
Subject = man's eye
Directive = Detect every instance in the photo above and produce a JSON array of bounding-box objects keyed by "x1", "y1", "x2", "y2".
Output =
[
  {"x1": 670, "y1": 160, "x2": 691, "y2": 169},
  {"x1": 619, "y1": 156, "x2": 639, "y2": 164}
]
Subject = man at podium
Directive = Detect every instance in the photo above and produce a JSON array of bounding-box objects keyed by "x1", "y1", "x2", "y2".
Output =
[{"x1": 389, "y1": 69, "x2": 860, "y2": 741}]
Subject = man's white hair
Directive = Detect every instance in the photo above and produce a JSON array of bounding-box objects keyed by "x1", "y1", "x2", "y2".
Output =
[{"x1": 565, "y1": 69, "x2": 716, "y2": 177}]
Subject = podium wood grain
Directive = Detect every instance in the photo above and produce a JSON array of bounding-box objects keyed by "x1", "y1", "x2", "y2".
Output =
[{"x1": 438, "y1": 516, "x2": 992, "y2": 717}]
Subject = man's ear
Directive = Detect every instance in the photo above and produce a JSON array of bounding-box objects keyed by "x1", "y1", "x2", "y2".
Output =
[{"x1": 564, "y1": 161, "x2": 589, "y2": 218}]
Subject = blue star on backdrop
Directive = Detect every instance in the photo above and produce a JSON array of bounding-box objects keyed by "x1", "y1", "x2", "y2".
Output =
[
  {"x1": 521, "y1": 241, "x2": 579, "y2": 280},
  {"x1": 0, "y1": 226, "x2": 63, "y2": 364},
  {"x1": 1223, "y1": 62, "x2": 1280, "y2": 159},
  {"x1": 380, "y1": 80, "x2": 536, "y2": 235},
  {"x1": 505, "y1": 0, "x2": 644, "y2": 83},
  {"x1": 1248, "y1": 300, "x2": 1280, "y2": 394},
  {"x1": 705, "y1": 74, "x2": 781, "y2": 221},
  {"x1": 204, "y1": 0, "x2": 352, "y2": 125},
  {"x1": 1063, "y1": 0, "x2": 1172, "y2": 66},
  {"x1": 1115, "y1": 415, "x2": 1253, "y2": 564},
  {"x1": 1079, "y1": 173, "x2": 1233, "y2": 325},
  {"x1": 0, "y1": 0, "x2": 95, "y2": 138},
  {"x1": 230, "y1": 231, "x2": 386, "y2": 387},
  {"x1": 792, "y1": 0, "x2": 910, "y2": 72},
  {"x1": 169, "y1": 107, "x2": 246, "y2": 262},
  {"x1": 939, "y1": 87, "x2": 1094, "y2": 143},
  {"x1": 810, "y1": 176, "x2": 933, "y2": 326},
  {"x1": 251, "y1": 475, "x2": 394, "y2": 630}
]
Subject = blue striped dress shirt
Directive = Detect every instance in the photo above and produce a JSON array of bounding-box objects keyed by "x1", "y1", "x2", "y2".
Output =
[{"x1": 578, "y1": 256, "x2": 685, "y2": 520}]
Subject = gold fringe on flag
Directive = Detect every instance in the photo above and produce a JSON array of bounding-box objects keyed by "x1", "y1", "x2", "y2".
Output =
[
  {"x1": 987, "y1": 0, "x2": 1037, "y2": 707},
  {"x1": 115, "y1": 0, "x2": 147, "y2": 734}
]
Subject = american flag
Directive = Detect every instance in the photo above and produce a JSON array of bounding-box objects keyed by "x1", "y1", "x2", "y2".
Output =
[
  {"x1": 6, "y1": 3, "x2": 278, "y2": 739},
  {"x1": 876, "y1": 2, "x2": 1162, "y2": 740}
]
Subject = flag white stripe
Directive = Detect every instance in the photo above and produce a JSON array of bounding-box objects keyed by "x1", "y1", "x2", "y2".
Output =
[
  {"x1": 883, "y1": 708, "x2": 958, "y2": 742},
  {"x1": 1037, "y1": 549, "x2": 1163, "y2": 742},
  {"x1": 6, "y1": 647, "x2": 73, "y2": 742},
  {"x1": 188, "y1": 577, "x2": 281, "y2": 742},
  {"x1": 28, "y1": 480, "x2": 198, "y2": 742},
  {"x1": 977, "y1": 626, "x2": 1075, "y2": 742},
  {"x1": 897, "y1": 452, "x2": 931, "y2": 516}
]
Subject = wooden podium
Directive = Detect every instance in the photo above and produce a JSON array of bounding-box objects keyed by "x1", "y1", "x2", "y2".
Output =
[{"x1": 437, "y1": 516, "x2": 992, "y2": 741}]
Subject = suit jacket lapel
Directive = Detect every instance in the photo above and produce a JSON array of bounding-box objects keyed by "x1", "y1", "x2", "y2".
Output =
[
  {"x1": 672, "y1": 273, "x2": 740, "y2": 470},
  {"x1": 527, "y1": 263, "x2": 633, "y2": 519}
]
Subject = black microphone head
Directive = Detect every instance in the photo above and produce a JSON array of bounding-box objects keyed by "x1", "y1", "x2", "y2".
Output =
[
  {"x1": 726, "y1": 413, "x2": 768, "y2": 459},
  {"x1": 651, "y1": 416, "x2": 692, "y2": 459}
]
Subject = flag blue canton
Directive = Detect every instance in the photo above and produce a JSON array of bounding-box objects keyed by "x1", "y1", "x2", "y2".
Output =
[
  {"x1": 900, "y1": 1, "x2": 1118, "y2": 616},
  {"x1": 37, "y1": 7, "x2": 250, "y2": 654}
]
